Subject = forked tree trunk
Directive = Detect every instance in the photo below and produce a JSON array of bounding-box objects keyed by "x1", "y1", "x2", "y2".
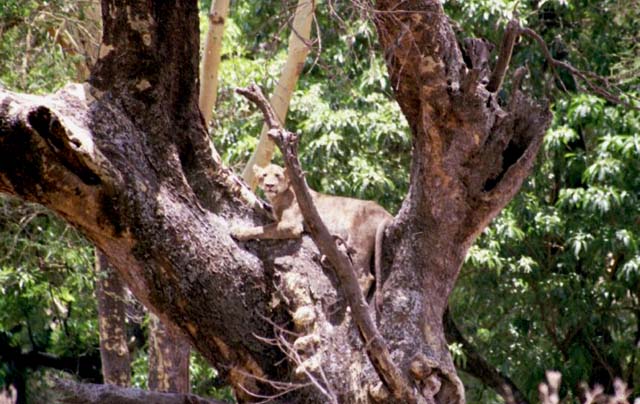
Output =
[
  {"x1": 0, "y1": 1, "x2": 550, "y2": 403},
  {"x1": 96, "y1": 253, "x2": 131, "y2": 386}
]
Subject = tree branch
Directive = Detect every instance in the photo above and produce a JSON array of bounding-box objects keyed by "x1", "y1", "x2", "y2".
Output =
[
  {"x1": 53, "y1": 379, "x2": 225, "y2": 404},
  {"x1": 0, "y1": 332, "x2": 102, "y2": 382},
  {"x1": 236, "y1": 84, "x2": 415, "y2": 402},
  {"x1": 519, "y1": 27, "x2": 636, "y2": 108}
]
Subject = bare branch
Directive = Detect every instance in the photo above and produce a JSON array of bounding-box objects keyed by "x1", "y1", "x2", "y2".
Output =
[
  {"x1": 487, "y1": 19, "x2": 520, "y2": 93},
  {"x1": 236, "y1": 84, "x2": 416, "y2": 402},
  {"x1": 519, "y1": 27, "x2": 636, "y2": 109},
  {"x1": 486, "y1": 19, "x2": 635, "y2": 109}
]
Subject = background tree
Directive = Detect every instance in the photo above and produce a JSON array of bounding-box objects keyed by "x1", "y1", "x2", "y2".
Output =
[{"x1": 241, "y1": 0, "x2": 316, "y2": 189}]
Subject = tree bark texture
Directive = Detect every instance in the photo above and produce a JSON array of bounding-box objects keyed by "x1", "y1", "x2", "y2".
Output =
[
  {"x1": 0, "y1": 1, "x2": 551, "y2": 403},
  {"x1": 96, "y1": 252, "x2": 132, "y2": 386},
  {"x1": 148, "y1": 313, "x2": 191, "y2": 393}
]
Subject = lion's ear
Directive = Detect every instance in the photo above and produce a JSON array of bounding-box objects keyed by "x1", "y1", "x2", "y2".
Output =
[{"x1": 253, "y1": 165, "x2": 264, "y2": 177}]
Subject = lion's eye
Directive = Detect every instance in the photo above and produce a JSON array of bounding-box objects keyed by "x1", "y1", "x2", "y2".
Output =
[{"x1": 275, "y1": 173, "x2": 282, "y2": 179}]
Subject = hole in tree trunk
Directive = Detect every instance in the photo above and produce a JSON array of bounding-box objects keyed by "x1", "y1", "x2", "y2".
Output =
[{"x1": 482, "y1": 139, "x2": 526, "y2": 192}]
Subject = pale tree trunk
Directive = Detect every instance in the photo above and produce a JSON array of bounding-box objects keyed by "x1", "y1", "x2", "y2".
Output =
[
  {"x1": 95, "y1": 253, "x2": 131, "y2": 386},
  {"x1": 51, "y1": 0, "x2": 102, "y2": 81},
  {"x1": 148, "y1": 314, "x2": 191, "y2": 393},
  {"x1": 0, "y1": 1, "x2": 551, "y2": 403},
  {"x1": 198, "y1": 0, "x2": 231, "y2": 126},
  {"x1": 242, "y1": 0, "x2": 316, "y2": 190}
]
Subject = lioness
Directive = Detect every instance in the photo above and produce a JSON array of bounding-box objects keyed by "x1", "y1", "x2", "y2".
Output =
[{"x1": 232, "y1": 164, "x2": 392, "y2": 302}]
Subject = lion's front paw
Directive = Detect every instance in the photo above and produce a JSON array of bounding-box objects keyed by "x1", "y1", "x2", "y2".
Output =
[{"x1": 230, "y1": 226, "x2": 252, "y2": 241}]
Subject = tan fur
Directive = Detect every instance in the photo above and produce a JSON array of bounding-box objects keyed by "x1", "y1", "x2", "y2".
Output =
[{"x1": 232, "y1": 164, "x2": 392, "y2": 300}]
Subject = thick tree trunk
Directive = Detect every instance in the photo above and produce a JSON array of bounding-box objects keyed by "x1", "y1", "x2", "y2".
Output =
[
  {"x1": 148, "y1": 314, "x2": 191, "y2": 393},
  {"x1": 96, "y1": 252, "x2": 131, "y2": 386},
  {"x1": 370, "y1": 2, "x2": 550, "y2": 401},
  {"x1": 0, "y1": 1, "x2": 551, "y2": 402}
]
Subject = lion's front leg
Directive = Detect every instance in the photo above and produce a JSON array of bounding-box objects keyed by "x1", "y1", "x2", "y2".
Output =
[{"x1": 231, "y1": 221, "x2": 303, "y2": 241}]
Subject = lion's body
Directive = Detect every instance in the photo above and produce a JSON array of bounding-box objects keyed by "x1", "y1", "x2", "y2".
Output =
[{"x1": 232, "y1": 164, "x2": 392, "y2": 299}]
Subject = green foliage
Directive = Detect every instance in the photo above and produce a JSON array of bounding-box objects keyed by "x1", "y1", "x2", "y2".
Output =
[
  {"x1": 444, "y1": 0, "x2": 640, "y2": 96},
  {"x1": 0, "y1": 197, "x2": 98, "y2": 396},
  {"x1": 0, "y1": 1, "x2": 91, "y2": 92},
  {"x1": 190, "y1": 351, "x2": 235, "y2": 402}
]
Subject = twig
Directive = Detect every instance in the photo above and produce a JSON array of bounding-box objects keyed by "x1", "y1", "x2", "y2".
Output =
[
  {"x1": 487, "y1": 20, "x2": 636, "y2": 110},
  {"x1": 519, "y1": 27, "x2": 635, "y2": 109},
  {"x1": 236, "y1": 84, "x2": 416, "y2": 402},
  {"x1": 252, "y1": 316, "x2": 337, "y2": 402}
]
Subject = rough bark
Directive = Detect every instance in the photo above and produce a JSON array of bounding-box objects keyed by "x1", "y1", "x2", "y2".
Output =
[
  {"x1": 148, "y1": 314, "x2": 191, "y2": 393},
  {"x1": 238, "y1": 84, "x2": 414, "y2": 402},
  {"x1": 0, "y1": 1, "x2": 552, "y2": 403},
  {"x1": 242, "y1": 0, "x2": 316, "y2": 189},
  {"x1": 371, "y1": 1, "x2": 551, "y2": 402}
]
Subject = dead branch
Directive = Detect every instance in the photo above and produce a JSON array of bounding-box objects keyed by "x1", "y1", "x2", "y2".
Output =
[{"x1": 236, "y1": 84, "x2": 416, "y2": 402}]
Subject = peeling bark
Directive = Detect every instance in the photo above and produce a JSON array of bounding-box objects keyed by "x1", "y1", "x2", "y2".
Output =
[{"x1": 0, "y1": 1, "x2": 553, "y2": 402}]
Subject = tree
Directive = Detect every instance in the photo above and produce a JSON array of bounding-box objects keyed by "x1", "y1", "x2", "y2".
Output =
[
  {"x1": 441, "y1": 1, "x2": 639, "y2": 401},
  {"x1": 0, "y1": 1, "x2": 562, "y2": 402}
]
